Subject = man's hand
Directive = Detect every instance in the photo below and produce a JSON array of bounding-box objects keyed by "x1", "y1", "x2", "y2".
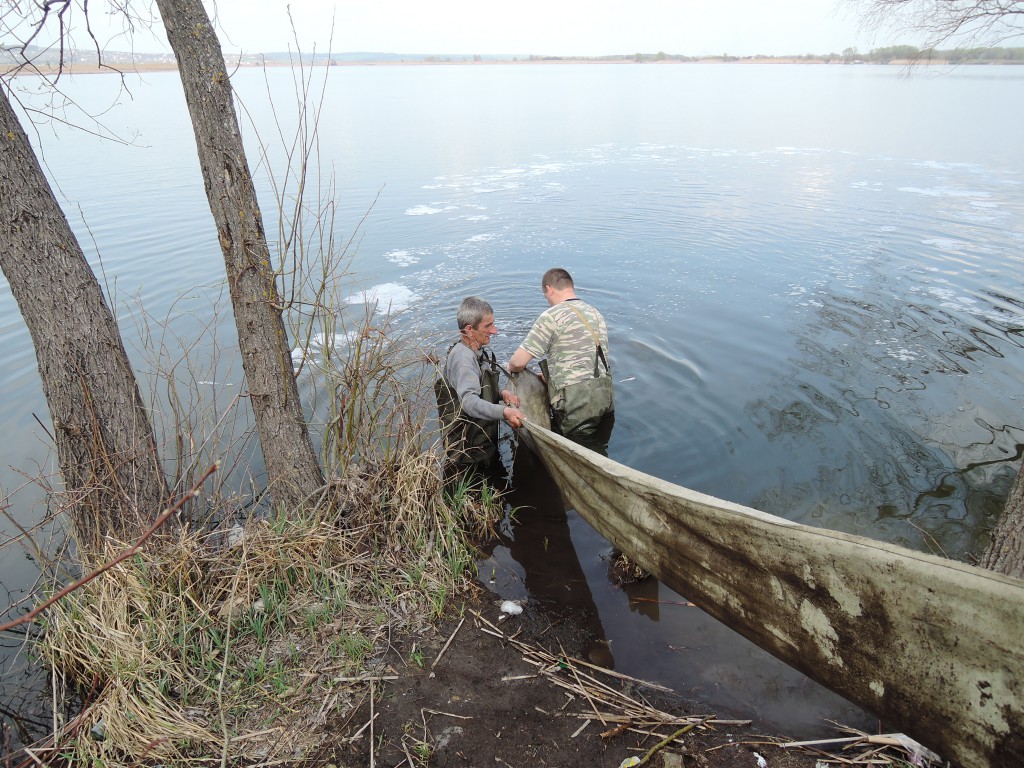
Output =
[
  {"x1": 500, "y1": 389, "x2": 521, "y2": 408},
  {"x1": 503, "y1": 407, "x2": 526, "y2": 429}
]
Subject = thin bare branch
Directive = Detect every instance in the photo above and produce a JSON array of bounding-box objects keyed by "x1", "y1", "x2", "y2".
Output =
[{"x1": 0, "y1": 463, "x2": 218, "y2": 635}]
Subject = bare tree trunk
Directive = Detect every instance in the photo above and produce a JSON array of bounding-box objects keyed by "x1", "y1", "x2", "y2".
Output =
[
  {"x1": 154, "y1": 0, "x2": 324, "y2": 510},
  {"x1": 981, "y1": 459, "x2": 1024, "y2": 580},
  {"x1": 0, "y1": 85, "x2": 169, "y2": 541}
]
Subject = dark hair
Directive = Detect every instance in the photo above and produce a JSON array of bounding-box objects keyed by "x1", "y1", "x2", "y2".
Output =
[
  {"x1": 541, "y1": 267, "x2": 574, "y2": 291},
  {"x1": 456, "y1": 296, "x2": 493, "y2": 330}
]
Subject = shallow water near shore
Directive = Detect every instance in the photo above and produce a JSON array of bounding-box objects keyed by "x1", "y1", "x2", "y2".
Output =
[{"x1": 3, "y1": 62, "x2": 1023, "y2": 740}]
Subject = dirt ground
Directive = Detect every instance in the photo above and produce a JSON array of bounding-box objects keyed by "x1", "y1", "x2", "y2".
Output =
[{"x1": 315, "y1": 591, "x2": 834, "y2": 768}]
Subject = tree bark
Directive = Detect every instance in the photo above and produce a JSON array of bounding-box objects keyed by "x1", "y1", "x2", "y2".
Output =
[
  {"x1": 0, "y1": 85, "x2": 170, "y2": 541},
  {"x1": 981, "y1": 459, "x2": 1024, "y2": 580},
  {"x1": 154, "y1": 0, "x2": 324, "y2": 510}
]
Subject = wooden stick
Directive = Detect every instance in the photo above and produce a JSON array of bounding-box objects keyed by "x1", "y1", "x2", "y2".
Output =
[
  {"x1": 369, "y1": 679, "x2": 375, "y2": 768},
  {"x1": 559, "y1": 642, "x2": 607, "y2": 726},
  {"x1": 637, "y1": 722, "x2": 697, "y2": 765},
  {"x1": 431, "y1": 617, "x2": 465, "y2": 669},
  {"x1": 422, "y1": 709, "x2": 473, "y2": 720},
  {"x1": 571, "y1": 719, "x2": 591, "y2": 738}
]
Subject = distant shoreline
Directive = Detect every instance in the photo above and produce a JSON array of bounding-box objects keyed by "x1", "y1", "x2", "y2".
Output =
[{"x1": 6, "y1": 55, "x2": 1020, "y2": 76}]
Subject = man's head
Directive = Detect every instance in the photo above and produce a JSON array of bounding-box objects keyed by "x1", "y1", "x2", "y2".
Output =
[
  {"x1": 541, "y1": 267, "x2": 574, "y2": 292},
  {"x1": 541, "y1": 267, "x2": 577, "y2": 306},
  {"x1": 457, "y1": 296, "x2": 498, "y2": 348}
]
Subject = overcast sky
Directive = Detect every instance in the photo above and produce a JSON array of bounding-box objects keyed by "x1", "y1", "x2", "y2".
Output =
[{"x1": 88, "y1": 0, "x2": 908, "y2": 58}]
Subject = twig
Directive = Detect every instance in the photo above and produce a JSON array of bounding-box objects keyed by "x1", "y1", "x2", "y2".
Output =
[
  {"x1": 629, "y1": 597, "x2": 695, "y2": 607},
  {"x1": 600, "y1": 722, "x2": 631, "y2": 739},
  {"x1": 637, "y1": 722, "x2": 697, "y2": 765},
  {"x1": 400, "y1": 739, "x2": 415, "y2": 768},
  {"x1": 347, "y1": 712, "x2": 379, "y2": 742},
  {"x1": 0, "y1": 463, "x2": 218, "y2": 634},
  {"x1": 571, "y1": 719, "x2": 591, "y2": 738},
  {"x1": 422, "y1": 709, "x2": 472, "y2": 720},
  {"x1": 560, "y1": 641, "x2": 607, "y2": 726},
  {"x1": 782, "y1": 733, "x2": 906, "y2": 748},
  {"x1": 431, "y1": 617, "x2": 464, "y2": 669},
  {"x1": 557, "y1": 653, "x2": 674, "y2": 694},
  {"x1": 230, "y1": 728, "x2": 283, "y2": 742}
]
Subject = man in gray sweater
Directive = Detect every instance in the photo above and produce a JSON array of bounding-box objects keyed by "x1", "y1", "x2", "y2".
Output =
[{"x1": 437, "y1": 296, "x2": 524, "y2": 470}]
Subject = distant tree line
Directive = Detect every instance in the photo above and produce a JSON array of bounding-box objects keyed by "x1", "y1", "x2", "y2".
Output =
[
  {"x1": 551, "y1": 47, "x2": 1024, "y2": 64},
  {"x1": 854, "y1": 44, "x2": 1024, "y2": 62}
]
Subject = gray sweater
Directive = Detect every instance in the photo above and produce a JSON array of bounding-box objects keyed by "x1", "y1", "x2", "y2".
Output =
[{"x1": 445, "y1": 342, "x2": 505, "y2": 421}]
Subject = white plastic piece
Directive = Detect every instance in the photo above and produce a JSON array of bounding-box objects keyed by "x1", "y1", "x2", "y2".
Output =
[{"x1": 500, "y1": 600, "x2": 523, "y2": 615}]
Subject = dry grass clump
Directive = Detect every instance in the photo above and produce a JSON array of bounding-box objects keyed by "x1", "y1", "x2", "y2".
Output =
[
  {"x1": 32, "y1": 445, "x2": 504, "y2": 766},
  {"x1": 26, "y1": 309, "x2": 505, "y2": 765}
]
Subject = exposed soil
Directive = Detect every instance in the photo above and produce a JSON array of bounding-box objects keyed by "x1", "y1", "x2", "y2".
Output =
[{"x1": 314, "y1": 590, "x2": 830, "y2": 768}]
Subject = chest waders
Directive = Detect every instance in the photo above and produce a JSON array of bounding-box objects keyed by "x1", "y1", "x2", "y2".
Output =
[
  {"x1": 552, "y1": 304, "x2": 614, "y2": 438},
  {"x1": 434, "y1": 344, "x2": 501, "y2": 467}
]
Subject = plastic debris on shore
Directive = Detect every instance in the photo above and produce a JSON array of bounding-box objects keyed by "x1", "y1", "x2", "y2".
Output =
[{"x1": 500, "y1": 600, "x2": 523, "y2": 616}]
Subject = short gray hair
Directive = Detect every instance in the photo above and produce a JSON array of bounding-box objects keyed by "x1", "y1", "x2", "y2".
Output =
[{"x1": 456, "y1": 296, "x2": 493, "y2": 331}]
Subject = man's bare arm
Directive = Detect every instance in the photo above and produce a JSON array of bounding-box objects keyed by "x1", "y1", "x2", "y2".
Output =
[{"x1": 507, "y1": 346, "x2": 534, "y2": 373}]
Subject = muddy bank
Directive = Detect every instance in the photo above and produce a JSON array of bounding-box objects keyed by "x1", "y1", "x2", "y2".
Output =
[{"x1": 319, "y1": 594, "x2": 831, "y2": 767}]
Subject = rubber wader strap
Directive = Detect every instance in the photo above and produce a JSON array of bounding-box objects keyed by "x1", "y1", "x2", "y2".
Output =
[{"x1": 565, "y1": 303, "x2": 610, "y2": 378}]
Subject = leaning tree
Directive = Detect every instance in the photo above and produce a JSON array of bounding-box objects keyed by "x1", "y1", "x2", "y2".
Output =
[
  {"x1": 152, "y1": 0, "x2": 325, "y2": 510},
  {"x1": 3, "y1": 0, "x2": 326, "y2": 518},
  {"x1": 0, "y1": 85, "x2": 170, "y2": 542}
]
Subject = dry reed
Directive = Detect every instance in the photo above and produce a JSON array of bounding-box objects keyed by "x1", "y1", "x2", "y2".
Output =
[{"x1": 32, "y1": 413, "x2": 504, "y2": 765}]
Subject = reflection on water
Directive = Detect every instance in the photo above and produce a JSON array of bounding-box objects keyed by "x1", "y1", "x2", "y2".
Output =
[{"x1": 481, "y1": 443, "x2": 610, "y2": 665}]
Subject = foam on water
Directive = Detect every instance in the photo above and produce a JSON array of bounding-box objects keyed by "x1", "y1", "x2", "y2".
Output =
[
  {"x1": 385, "y1": 248, "x2": 423, "y2": 267},
  {"x1": 899, "y1": 186, "x2": 992, "y2": 198},
  {"x1": 344, "y1": 282, "x2": 419, "y2": 313},
  {"x1": 405, "y1": 204, "x2": 453, "y2": 215},
  {"x1": 291, "y1": 331, "x2": 359, "y2": 370}
]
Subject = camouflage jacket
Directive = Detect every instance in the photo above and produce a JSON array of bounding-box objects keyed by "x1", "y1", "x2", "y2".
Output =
[{"x1": 521, "y1": 299, "x2": 610, "y2": 404}]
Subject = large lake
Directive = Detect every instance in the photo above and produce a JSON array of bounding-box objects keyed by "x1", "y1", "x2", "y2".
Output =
[{"x1": 2, "y1": 62, "x2": 1023, "y2": 737}]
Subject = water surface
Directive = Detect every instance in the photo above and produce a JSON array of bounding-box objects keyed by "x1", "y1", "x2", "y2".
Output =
[{"x1": 2, "y1": 62, "x2": 1022, "y2": 738}]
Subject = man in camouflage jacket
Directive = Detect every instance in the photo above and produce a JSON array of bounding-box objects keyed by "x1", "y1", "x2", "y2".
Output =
[{"x1": 507, "y1": 268, "x2": 614, "y2": 439}]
